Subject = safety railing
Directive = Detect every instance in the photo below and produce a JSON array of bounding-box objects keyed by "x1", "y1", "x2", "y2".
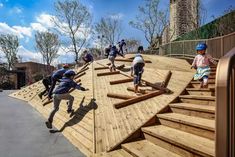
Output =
[{"x1": 216, "y1": 47, "x2": 235, "y2": 157}]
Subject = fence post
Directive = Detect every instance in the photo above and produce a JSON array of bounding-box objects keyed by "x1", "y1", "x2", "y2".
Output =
[
  {"x1": 183, "y1": 41, "x2": 185, "y2": 57},
  {"x1": 221, "y1": 36, "x2": 224, "y2": 57}
]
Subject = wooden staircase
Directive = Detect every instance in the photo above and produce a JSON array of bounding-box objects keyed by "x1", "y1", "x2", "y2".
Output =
[{"x1": 94, "y1": 66, "x2": 216, "y2": 157}]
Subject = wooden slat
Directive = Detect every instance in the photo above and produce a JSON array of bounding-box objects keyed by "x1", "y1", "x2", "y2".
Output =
[
  {"x1": 74, "y1": 72, "x2": 86, "y2": 79},
  {"x1": 77, "y1": 67, "x2": 89, "y2": 75},
  {"x1": 110, "y1": 78, "x2": 133, "y2": 85},
  {"x1": 107, "y1": 93, "x2": 136, "y2": 100},
  {"x1": 114, "y1": 90, "x2": 165, "y2": 109},
  {"x1": 94, "y1": 67, "x2": 109, "y2": 70},
  {"x1": 127, "y1": 87, "x2": 154, "y2": 94},
  {"x1": 115, "y1": 58, "x2": 152, "y2": 63},
  {"x1": 161, "y1": 71, "x2": 172, "y2": 88},
  {"x1": 97, "y1": 71, "x2": 120, "y2": 76}
]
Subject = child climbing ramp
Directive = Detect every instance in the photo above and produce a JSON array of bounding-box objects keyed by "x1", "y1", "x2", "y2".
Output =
[
  {"x1": 130, "y1": 46, "x2": 145, "y2": 93},
  {"x1": 108, "y1": 45, "x2": 124, "y2": 72},
  {"x1": 191, "y1": 43, "x2": 217, "y2": 88},
  {"x1": 45, "y1": 70, "x2": 87, "y2": 129}
]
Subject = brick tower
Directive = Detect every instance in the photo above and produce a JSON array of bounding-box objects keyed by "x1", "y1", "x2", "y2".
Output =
[{"x1": 169, "y1": 0, "x2": 199, "y2": 40}]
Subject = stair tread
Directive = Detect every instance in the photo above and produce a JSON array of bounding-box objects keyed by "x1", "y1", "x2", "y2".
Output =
[
  {"x1": 186, "y1": 88, "x2": 215, "y2": 91},
  {"x1": 94, "y1": 149, "x2": 132, "y2": 157},
  {"x1": 157, "y1": 113, "x2": 215, "y2": 131},
  {"x1": 191, "y1": 80, "x2": 215, "y2": 84},
  {"x1": 170, "y1": 103, "x2": 215, "y2": 113},
  {"x1": 122, "y1": 140, "x2": 181, "y2": 157},
  {"x1": 179, "y1": 95, "x2": 215, "y2": 101},
  {"x1": 142, "y1": 125, "x2": 215, "y2": 157}
]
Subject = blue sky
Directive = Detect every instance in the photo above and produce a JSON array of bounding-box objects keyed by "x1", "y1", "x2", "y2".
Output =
[{"x1": 0, "y1": 0, "x2": 234, "y2": 64}]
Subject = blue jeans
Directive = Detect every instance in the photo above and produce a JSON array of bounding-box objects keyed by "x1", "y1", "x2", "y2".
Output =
[{"x1": 133, "y1": 63, "x2": 144, "y2": 85}]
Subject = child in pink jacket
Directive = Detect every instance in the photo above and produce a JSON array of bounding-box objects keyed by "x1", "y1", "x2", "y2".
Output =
[{"x1": 191, "y1": 43, "x2": 217, "y2": 88}]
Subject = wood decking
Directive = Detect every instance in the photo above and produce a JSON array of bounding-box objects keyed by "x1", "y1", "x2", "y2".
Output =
[{"x1": 9, "y1": 55, "x2": 196, "y2": 156}]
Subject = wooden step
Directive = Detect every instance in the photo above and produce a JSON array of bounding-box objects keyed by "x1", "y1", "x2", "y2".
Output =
[
  {"x1": 93, "y1": 149, "x2": 133, "y2": 157},
  {"x1": 186, "y1": 88, "x2": 215, "y2": 96},
  {"x1": 157, "y1": 113, "x2": 215, "y2": 140},
  {"x1": 169, "y1": 103, "x2": 215, "y2": 119},
  {"x1": 142, "y1": 125, "x2": 215, "y2": 157},
  {"x1": 179, "y1": 95, "x2": 215, "y2": 106},
  {"x1": 122, "y1": 140, "x2": 181, "y2": 157},
  {"x1": 190, "y1": 82, "x2": 215, "y2": 89},
  {"x1": 191, "y1": 80, "x2": 215, "y2": 84}
]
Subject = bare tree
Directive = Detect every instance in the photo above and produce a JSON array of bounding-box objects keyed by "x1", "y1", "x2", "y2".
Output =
[
  {"x1": 35, "y1": 31, "x2": 60, "y2": 72},
  {"x1": 129, "y1": 0, "x2": 168, "y2": 48},
  {"x1": 53, "y1": 0, "x2": 92, "y2": 64},
  {"x1": 95, "y1": 16, "x2": 122, "y2": 46},
  {"x1": 0, "y1": 34, "x2": 19, "y2": 70},
  {"x1": 125, "y1": 39, "x2": 141, "y2": 53}
]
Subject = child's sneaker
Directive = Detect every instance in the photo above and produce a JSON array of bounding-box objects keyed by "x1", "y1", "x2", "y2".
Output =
[{"x1": 45, "y1": 121, "x2": 52, "y2": 129}]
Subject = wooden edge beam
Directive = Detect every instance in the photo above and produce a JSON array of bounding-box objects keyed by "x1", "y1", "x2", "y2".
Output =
[
  {"x1": 94, "y1": 67, "x2": 109, "y2": 70},
  {"x1": 110, "y1": 78, "x2": 133, "y2": 85},
  {"x1": 77, "y1": 67, "x2": 89, "y2": 75},
  {"x1": 97, "y1": 71, "x2": 120, "y2": 76},
  {"x1": 115, "y1": 58, "x2": 152, "y2": 63},
  {"x1": 80, "y1": 62, "x2": 90, "y2": 70},
  {"x1": 107, "y1": 93, "x2": 136, "y2": 100},
  {"x1": 161, "y1": 71, "x2": 172, "y2": 88},
  {"x1": 127, "y1": 87, "x2": 154, "y2": 94},
  {"x1": 114, "y1": 90, "x2": 165, "y2": 109},
  {"x1": 74, "y1": 72, "x2": 86, "y2": 79}
]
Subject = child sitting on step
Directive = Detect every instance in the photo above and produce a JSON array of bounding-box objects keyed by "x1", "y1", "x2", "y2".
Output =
[
  {"x1": 131, "y1": 46, "x2": 145, "y2": 93},
  {"x1": 191, "y1": 43, "x2": 217, "y2": 88},
  {"x1": 45, "y1": 70, "x2": 86, "y2": 129}
]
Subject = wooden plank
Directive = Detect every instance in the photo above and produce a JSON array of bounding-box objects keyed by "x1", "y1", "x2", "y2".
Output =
[
  {"x1": 115, "y1": 58, "x2": 152, "y2": 63},
  {"x1": 114, "y1": 90, "x2": 165, "y2": 109},
  {"x1": 95, "y1": 64, "x2": 125, "y2": 71},
  {"x1": 77, "y1": 67, "x2": 89, "y2": 75},
  {"x1": 161, "y1": 71, "x2": 172, "y2": 88},
  {"x1": 107, "y1": 93, "x2": 136, "y2": 100},
  {"x1": 74, "y1": 72, "x2": 86, "y2": 79},
  {"x1": 97, "y1": 71, "x2": 120, "y2": 76},
  {"x1": 94, "y1": 67, "x2": 109, "y2": 70},
  {"x1": 110, "y1": 78, "x2": 133, "y2": 85},
  {"x1": 127, "y1": 87, "x2": 154, "y2": 94}
]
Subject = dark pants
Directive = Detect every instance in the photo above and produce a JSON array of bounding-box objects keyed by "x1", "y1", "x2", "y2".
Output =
[
  {"x1": 48, "y1": 77, "x2": 58, "y2": 99},
  {"x1": 119, "y1": 46, "x2": 124, "y2": 55},
  {"x1": 133, "y1": 63, "x2": 144, "y2": 85},
  {"x1": 48, "y1": 93, "x2": 74, "y2": 123},
  {"x1": 39, "y1": 78, "x2": 51, "y2": 97}
]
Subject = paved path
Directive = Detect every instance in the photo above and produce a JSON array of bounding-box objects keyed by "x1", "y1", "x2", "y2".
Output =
[{"x1": 0, "y1": 90, "x2": 85, "y2": 157}]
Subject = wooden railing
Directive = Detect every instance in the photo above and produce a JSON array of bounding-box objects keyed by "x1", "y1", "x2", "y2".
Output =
[
  {"x1": 216, "y1": 47, "x2": 235, "y2": 157},
  {"x1": 159, "y1": 32, "x2": 235, "y2": 59}
]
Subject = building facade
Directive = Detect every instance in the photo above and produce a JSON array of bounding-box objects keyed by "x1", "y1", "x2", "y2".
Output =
[{"x1": 163, "y1": 0, "x2": 199, "y2": 44}]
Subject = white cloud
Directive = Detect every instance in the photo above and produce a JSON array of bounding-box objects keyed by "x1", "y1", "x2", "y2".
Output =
[
  {"x1": 12, "y1": 26, "x2": 32, "y2": 37},
  {"x1": 0, "y1": 22, "x2": 32, "y2": 38},
  {"x1": 30, "y1": 22, "x2": 47, "y2": 32},
  {"x1": 17, "y1": 46, "x2": 42, "y2": 62},
  {"x1": 36, "y1": 13, "x2": 55, "y2": 28},
  {"x1": 110, "y1": 13, "x2": 124, "y2": 20},
  {"x1": 10, "y1": 7, "x2": 23, "y2": 14},
  {"x1": 0, "y1": 3, "x2": 4, "y2": 8}
]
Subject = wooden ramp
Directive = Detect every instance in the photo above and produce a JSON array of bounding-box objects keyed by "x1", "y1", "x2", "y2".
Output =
[{"x1": 9, "y1": 55, "x2": 198, "y2": 156}]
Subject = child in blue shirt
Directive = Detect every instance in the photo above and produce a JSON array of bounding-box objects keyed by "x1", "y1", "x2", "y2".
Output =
[
  {"x1": 108, "y1": 45, "x2": 124, "y2": 72},
  {"x1": 47, "y1": 64, "x2": 69, "y2": 100},
  {"x1": 118, "y1": 39, "x2": 127, "y2": 55},
  {"x1": 82, "y1": 50, "x2": 93, "y2": 63},
  {"x1": 131, "y1": 46, "x2": 145, "y2": 93},
  {"x1": 45, "y1": 70, "x2": 86, "y2": 129}
]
